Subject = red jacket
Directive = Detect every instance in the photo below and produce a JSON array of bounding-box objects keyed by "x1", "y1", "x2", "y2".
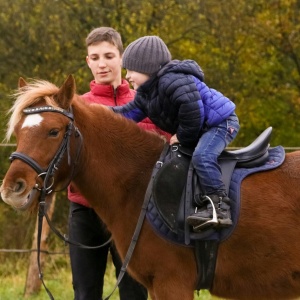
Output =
[{"x1": 68, "y1": 79, "x2": 170, "y2": 207}]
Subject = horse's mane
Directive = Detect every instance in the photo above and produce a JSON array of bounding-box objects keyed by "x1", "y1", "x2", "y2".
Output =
[
  {"x1": 6, "y1": 80, "x2": 60, "y2": 141},
  {"x1": 74, "y1": 100, "x2": 166, "y2": 153},
  {"x1": 6, "y1": 79, "x2": 166, "y2": 150}
]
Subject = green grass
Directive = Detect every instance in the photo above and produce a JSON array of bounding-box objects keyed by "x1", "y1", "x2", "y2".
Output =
[{"x1": 0, "y1": 254, "x2": 218, "y2": 299}]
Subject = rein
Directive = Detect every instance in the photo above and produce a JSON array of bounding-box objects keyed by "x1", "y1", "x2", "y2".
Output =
[
  {"x1": 9, "y1": 106, "x2": 112, "y2": 299},
  {"x1": 104, "y1": 143, "x2": 170, "y2": 300},
  {"x1": 10, "y1": 105, "x2": 166, "y2": 299}
]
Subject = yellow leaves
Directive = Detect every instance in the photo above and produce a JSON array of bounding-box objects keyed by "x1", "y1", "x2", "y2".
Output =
[{"x1": 0, "y1": 0, "x2": 299, "y2": 144}]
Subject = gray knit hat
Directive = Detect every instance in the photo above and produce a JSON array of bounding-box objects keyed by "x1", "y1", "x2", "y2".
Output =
[{"x1": 122, "y1": 36, "x2": 172, "y2": 75}]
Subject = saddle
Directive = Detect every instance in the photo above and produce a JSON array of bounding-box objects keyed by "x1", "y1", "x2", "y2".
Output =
[
  {"x1": 149, "y1": 127, "x2": 285, "y2": 291},
  {"x1": 152, "y1": 127, "x2": 272, "y2": 234}
]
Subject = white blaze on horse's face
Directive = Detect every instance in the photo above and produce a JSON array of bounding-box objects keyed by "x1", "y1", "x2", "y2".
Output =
[
  {"x1": 1, "y1": 114, "x2": 44, "y2": 210},
  {"x1": 21, "y1": 114, "x2": 44, "y2": 129}
]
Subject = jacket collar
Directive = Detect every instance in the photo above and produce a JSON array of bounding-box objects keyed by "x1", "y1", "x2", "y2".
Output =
[{"x1": 90, "y1": 79, "x2": 131, "y2": 97}]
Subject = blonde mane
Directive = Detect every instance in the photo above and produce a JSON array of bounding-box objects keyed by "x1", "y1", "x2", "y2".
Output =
[{"x1": 6, "y1": 80, "x2": 61, "y2": 141}]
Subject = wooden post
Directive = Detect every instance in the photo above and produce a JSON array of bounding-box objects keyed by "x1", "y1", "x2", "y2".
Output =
[{"x1": 24, "y1": 194, "x2": 57, "y2": 297}]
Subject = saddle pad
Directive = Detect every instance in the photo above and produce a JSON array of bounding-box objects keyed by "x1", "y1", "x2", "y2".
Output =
[{"x1": 146, "y1": 145, "x2": 285, "y2": 246}]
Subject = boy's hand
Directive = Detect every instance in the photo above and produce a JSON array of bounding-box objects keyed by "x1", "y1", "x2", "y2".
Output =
[{"x1": 170, "y1": 134, "x2": 179, "y2": 145}]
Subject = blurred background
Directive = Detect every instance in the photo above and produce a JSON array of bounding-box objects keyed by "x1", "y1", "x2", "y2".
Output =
[{"x1": 0, "y1": 0, "x2": 299, "y2": 298}]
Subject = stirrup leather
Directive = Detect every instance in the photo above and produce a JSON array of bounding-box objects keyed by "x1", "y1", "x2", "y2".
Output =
[{"x1": 193, "y1": 195, "x2": 218, "y2": 231}]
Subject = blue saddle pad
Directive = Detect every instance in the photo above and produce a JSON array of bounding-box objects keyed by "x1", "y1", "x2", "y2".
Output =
[{"x1": 146, "y1": 146, "x2": 285, "y2": 245}]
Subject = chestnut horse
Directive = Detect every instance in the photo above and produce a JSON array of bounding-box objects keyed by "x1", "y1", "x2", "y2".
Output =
[{"x1": 2, "y1": 75, "x2": 300, "y2": 300}]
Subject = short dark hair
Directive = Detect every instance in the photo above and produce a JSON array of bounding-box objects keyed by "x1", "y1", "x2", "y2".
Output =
[{"x1": 86, "y1": 27, "x2": 123, "y2": 54}]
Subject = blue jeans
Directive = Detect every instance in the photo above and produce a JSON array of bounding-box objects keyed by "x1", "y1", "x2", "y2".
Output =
[{"x1": 192, "y1": 113, "x2": 240, "y2": 196}]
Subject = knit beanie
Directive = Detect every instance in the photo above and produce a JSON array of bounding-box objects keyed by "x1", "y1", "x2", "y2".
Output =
[{"x1": 122, "y1": 36, "x2": 172, "y2": 75}]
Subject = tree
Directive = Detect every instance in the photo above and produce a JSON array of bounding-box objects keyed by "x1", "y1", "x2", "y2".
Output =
[{"x1": 1, "y1": 0, "x2": 300, "y2": 278}]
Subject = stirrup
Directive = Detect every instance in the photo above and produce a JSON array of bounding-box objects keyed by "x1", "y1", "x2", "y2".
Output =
[{"x1": 192, "y1": 195, "x2": 218, "y2": 232}]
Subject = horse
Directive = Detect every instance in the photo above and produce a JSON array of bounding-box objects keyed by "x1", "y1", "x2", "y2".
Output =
[{"x1": 2, "y1": 75, "x2": 300, "y2": 300}]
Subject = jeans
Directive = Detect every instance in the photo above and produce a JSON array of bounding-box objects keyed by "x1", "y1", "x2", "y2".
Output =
[
  {"x1": 192, "y1": 113, "x2": 240, "y2": 196},
  {"x1": 68, "y1": 202, "x2": 148, "y2": 300}
]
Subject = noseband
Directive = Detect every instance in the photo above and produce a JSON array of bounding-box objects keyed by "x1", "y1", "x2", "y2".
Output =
[{"x1": 9, "y1": 106, "x2": 82, "y2": 195}]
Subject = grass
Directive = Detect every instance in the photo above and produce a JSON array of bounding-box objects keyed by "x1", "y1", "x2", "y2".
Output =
[{"x1": 0, "y1": 253, "x2": 220, "y2": 299}]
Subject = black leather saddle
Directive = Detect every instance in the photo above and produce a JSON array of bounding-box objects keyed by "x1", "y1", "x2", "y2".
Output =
[{"x1": 152, "y1": 127, "x2": 272, "y2": 233}]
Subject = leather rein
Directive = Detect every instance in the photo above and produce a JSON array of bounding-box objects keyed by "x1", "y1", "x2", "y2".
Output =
[{"x1": 9, "y1": 106, "x2": 112, "y2": 299}]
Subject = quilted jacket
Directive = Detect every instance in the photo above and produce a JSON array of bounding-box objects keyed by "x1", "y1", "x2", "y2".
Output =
[{"x1": 113, "y1": 60, "x2": 236, "y2": 147}]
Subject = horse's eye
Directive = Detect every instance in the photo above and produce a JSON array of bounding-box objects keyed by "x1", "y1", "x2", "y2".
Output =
[{"x1": 49, "y1": 129, "x2": 59, "y2": 137}]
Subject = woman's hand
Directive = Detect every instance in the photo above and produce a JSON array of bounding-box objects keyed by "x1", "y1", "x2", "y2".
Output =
[{"x1": 170, "y1": 134, "x2": 179, "y2": 145}]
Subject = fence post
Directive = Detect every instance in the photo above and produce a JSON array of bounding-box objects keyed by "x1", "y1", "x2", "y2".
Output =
[{"x1": 24, "y1": 193, "x2": 57, "y2": 297}]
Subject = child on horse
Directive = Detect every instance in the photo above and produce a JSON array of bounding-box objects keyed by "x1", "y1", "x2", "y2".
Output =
[{"x1": 112, "y1": 36, "x2": 240, "y2": 231}]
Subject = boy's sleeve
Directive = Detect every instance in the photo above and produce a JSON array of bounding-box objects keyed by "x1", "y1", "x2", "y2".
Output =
[{"x1": 112, "y1": 101, "x2": 146, "y2": 123}]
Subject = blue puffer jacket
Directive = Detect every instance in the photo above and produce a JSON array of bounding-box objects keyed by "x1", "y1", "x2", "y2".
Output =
[{"x1": 113, "y1": 60, "x2": 236, "y2": 147}]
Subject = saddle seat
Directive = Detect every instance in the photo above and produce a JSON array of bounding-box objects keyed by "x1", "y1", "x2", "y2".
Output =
[
  {"x1": 179, "y1": 126, "x2": 272, "y2": 167},
  {"x1": 220, "y1": 126, "x2": 272, "y2": 167}
]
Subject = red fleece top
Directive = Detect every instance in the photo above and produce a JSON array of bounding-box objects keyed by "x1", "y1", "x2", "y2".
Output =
[{"x1": 68, "y1": 79, "x2": 170, "y2": 207}]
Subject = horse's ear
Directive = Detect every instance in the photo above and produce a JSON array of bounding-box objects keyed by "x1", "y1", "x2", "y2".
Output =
[
  {"x1": 18, "y1": 77, "x2": 27, "y2": 88},
  {"x1": 55, "y1": 74, "x2": 76, "y2": 109}
]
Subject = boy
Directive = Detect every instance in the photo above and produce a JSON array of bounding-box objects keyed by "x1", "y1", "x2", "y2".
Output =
[
  {"x1": 112, "y1": 36, "x2": 240, "y2": 231},
  {"x1": 68, "y1": 28, "x2": 169, "y2": 300}
]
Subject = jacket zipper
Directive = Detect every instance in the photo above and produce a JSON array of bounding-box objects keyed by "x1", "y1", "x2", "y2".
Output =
[{"x1": 114, "y1": 87, "x2": 118, "y2": 105}]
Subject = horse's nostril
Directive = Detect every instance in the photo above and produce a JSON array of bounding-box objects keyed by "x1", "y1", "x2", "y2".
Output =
[{"x1": 14, "y1": 180, "x2": 25, "y2": 193}]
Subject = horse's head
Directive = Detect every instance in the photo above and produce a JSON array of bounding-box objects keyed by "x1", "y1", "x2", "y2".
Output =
[{"x1": 0, "y1": 75, "x2": 81, "y2": 211}]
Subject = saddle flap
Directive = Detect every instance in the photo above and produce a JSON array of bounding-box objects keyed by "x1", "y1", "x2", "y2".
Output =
[{"x1": 152, "y1": 149, "x2": 190, "y2": 231}]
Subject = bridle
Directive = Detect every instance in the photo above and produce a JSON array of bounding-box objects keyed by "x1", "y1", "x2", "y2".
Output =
[
  {"x1": 9, "y1": 105, "x2": 112, "y2": 299},
  {"x1": 10, "y1": 106, "x2": 79, "y2": 195}
]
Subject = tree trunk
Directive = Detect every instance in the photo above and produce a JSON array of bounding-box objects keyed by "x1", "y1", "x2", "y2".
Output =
[{"x1": 24, "y1": 194, "x2": 56, "y2": 297}]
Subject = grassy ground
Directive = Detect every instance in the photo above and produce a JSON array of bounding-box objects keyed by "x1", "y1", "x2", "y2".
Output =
[{"x1": 0, "y1": 252, "x2": 221, "y2": 300}]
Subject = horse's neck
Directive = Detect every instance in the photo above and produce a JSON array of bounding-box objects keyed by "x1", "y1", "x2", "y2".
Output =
[{"x1": 71, "y1": 100, "x2": 164, "y2": 228}]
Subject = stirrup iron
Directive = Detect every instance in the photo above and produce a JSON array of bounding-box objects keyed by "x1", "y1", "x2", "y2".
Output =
[{"x1": 193, "y1": 195, "x2": 218, "y2": 231}]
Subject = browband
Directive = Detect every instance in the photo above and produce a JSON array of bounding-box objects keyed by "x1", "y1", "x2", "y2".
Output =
[{"x1": 23, "y1": 106, "x2": 74, "y2": 120}]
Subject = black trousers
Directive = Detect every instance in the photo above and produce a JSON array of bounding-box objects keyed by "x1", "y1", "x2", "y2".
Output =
[{"x1": 68, "y1": 202, "x2": 148, "y2": 300}]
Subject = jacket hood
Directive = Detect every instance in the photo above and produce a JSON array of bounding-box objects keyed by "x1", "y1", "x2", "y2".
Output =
[{"x1": 158, "y1": 59, "x2": 204, "y2": 82}]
